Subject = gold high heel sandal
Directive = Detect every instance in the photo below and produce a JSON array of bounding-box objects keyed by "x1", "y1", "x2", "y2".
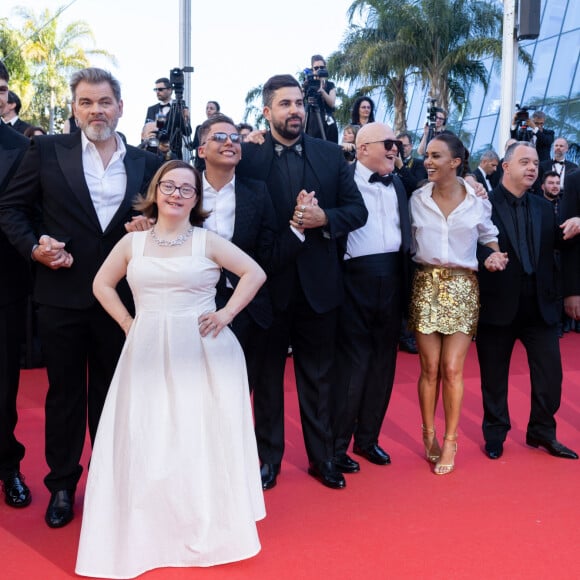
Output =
[
  {"x1": 422, "y1": 425, "x2": 441, "y2": 464},
  {"x1": 434, "y1": 434, "x2": 457, "y2": 475}
]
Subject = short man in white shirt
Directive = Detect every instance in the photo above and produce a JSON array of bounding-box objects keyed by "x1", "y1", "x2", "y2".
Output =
[
  {"x1": 333, "y1": 122, "x2": 411, "y2": 473},
  {"x1": 0, "y1": 67, "x2": 161, "y2": 528}
]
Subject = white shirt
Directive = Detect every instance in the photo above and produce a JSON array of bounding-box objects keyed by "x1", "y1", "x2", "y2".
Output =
[
  {"x1": 477, "y1": 166, "x2": 493, "y2": 192},
  {"x1": 81, "y1": 131, "x2": 127, "y2": 232},
  {"x1": 201, "y1": 173, "x2": 236, "y2": 241},
  {"x1": 409, "y1": 179, "x2": 498, "y2": 271},
  {"x1": 345, "y1": 162, "x2": 402, "y2": 259}
]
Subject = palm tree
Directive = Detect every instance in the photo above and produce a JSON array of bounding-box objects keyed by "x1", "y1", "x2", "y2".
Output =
[
  {"x1": 14, "y1": 5, "x2": 116, "y2": 132},
  {"x1": 329, "y1": 0, "x2": 531, "y2": 134}
]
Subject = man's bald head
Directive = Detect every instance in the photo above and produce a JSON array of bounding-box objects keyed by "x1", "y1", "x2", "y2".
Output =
[
  {"x1": 356, "y1": 122, "x2": 398, "y2": 175},
  {"x1": 356, "y1": 122, "x2": 395, "y2": 148}
]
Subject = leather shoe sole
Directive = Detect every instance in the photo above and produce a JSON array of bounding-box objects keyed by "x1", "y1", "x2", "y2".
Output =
[
  {"x1": 308, "y1": 462, "x2": 346, "y2": 489},
  {"x1": 484, "y1": 441, "x2": 504, "y2": 460},
  {"x1": 45, "y1": 489, "x2": 75, "y2": 528},
  {"x1": 353, "y1": 443, "x2": 391, "y2": 465},
  {"x1": 333, "y1": 454, "x2": 360, "y2": 473},
  {"x1": 1, "y1": 472, "x2": 32, "y2": 508},
  {"x1": 526, "y1": 435, "x2": 579, "y2": 459}
]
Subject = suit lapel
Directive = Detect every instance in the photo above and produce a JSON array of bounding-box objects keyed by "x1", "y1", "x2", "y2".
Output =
[
  {"x1": 393, "y1": 177, "x2": 411, "y2": 253},
  {"x1": 529, "y1": 195, "x2": 542, "y2": 266},
  {"x1": 55, "y1": 133, "x2": 101, "y2": 229},
  {"x1": 232, "y1": 180, "x2": 253, "y2": 246},
  {"x1": 493, "y1": 188, "x2": 521, "y2": 263}
]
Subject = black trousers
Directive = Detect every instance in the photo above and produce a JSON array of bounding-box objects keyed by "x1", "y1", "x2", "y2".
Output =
[
  {"x1": 476, "y1": 294, "x2": 562, "y2": 443},
  {"x1": 333, "y1": 253, "x2": 403, "y2": 455},
  {"x1": 38, "y1": 303, "x2": 125, "y2": 492},
  {"x1": 253, "y1": 283, "x2": 337, "y2": 465},
  {"x1": 0, "y1": 298, "x2": 26, "y2": 479}
]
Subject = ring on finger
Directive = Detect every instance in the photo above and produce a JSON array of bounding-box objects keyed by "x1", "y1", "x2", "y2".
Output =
[
  {"x1": 296, "y1": 211, "x2": 303, "y2": 218},
  {"x1": 300, "y1": 205, "x2": 306, "y2": 211},
  {"x1": 298, "y1": 219, "x2": 304, "y2": 226}
]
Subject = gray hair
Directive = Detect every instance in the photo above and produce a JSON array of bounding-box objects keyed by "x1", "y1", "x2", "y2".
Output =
[
  {"x1": 70, "y1": 67, "x2": 121, "y2": 102},
  {"x1": 480, "y1": 149, "x2": 500, "y2": 163},
  {"x1": 503, "y1": 141, "x2": 535, "y2": 163}
]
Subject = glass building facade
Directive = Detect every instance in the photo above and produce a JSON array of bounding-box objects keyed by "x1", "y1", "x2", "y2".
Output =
[{"x1": 392, "y1": 0, "x2": 579, "y2": 163}]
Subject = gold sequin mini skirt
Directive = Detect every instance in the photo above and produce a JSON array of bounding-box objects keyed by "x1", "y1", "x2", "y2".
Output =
[{"x1": 408, "y1": 265, "x2": 479, "y2": 336}]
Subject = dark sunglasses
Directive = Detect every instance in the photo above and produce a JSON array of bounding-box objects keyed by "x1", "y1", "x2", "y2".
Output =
[
  {"x1": 313, "y1": 66, "x2": 325, "y2": 71},
  {"x1": 364, "y1": 139, "x2": 404, "y2": 155},
  {"x1": 153, "y1": 87, "x2": 170, "y2": 92},
  {"x1": 205, "y1": 132, "x2": 242, "y2": 144}
]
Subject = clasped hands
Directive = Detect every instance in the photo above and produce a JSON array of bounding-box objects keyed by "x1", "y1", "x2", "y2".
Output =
[
  {"x1": 290, "y1": 190, "x2": 327, "y2": 233},
  {"x1": 33, "y1": 235, "x2": 73, "y2": 269},
  {"x1": 484, "y1": 251, "x2": 509, "y2": 272}
]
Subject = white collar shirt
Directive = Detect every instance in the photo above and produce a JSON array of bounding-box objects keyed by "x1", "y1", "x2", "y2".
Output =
[
  {"x1": 81, "y1": 131, "x2": 127, "y2": 232},
  {"x1": 409, "y1": 178, "x2": 498, "y2": 271},
  {"x1": 201, "y1": 173, "x2": 236, "y2": 242},
  {"x1": 346, "y1": 161, "x2": 402, "y2": 259}
]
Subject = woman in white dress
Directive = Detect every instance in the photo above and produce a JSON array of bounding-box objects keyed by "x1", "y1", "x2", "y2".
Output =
[{"x1": 76, "y1": 160, "x2": 266, "y2": 579}]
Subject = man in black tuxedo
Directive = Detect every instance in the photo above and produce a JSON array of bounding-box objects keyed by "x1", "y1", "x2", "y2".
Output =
[
  {"x1": 333, "y1": 123, "x2": 411, "y2": 475},
  {"x1": 0, "y1": 67, "x2": 161, "y2": 528},
  {"x1": 0, "y1": 61, "x2": 32, "y2": 509},
  {"x1": 474, "y1": 150, "x2": 500, "y2": 193},
  {"x1": 237, "y1": 74, "x2": 367, "y2": 490},
  {"x1": 196, "y1": 113, "x2": 283, "y2": 388},
  {"x1": 1, "y1": 91, "x2": 32, "y2": 135},
  {"x1": 537, "y1": 137, "x2": 578, "y2": 194},
  {"x1": 561, "y1": 168, "x2": 580, "y2": 323},
  {"x1": 142, "y1": 77, "x2": 191, "y2": 160},
  {"x1": 476, "y1": 141, "x2": 578, "y2": 461}
]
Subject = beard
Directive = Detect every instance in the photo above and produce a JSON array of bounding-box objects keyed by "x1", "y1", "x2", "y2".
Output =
[
  {"x1": 79, "y1": 118, "x2": 117, "y2": 142},
  {"x1": 271, "y1": 116, "x2": 303, "y2": 141}
]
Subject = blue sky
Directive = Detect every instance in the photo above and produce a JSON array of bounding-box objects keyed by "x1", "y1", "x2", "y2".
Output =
[{"x1": 5, "y1": 0, "x2": 355, "y2": 144}]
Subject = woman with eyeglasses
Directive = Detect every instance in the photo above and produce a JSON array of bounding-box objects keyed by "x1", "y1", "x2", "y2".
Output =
[
  {"x1": 76, "y1": 160, "x2": 266, "y2": 577},
  {"x1": 408, "y1": 133, "x2": 508, "y2": 475}
]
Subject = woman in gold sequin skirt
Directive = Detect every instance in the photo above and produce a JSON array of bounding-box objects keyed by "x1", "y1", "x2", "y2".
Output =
[{"x1": 408, "y1": 134, "x2": 508, "y2": 475}]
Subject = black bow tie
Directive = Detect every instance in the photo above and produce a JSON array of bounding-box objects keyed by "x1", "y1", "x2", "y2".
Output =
[
  {"x1": 553, "y1": 160, "x2": 564, "y2": 165},
  {"x1": 274, "y1": 143, "x2": 303, "y2": 157},
  {"x1": 369, "y1": 172, "x2": 393, "y2": 186}
]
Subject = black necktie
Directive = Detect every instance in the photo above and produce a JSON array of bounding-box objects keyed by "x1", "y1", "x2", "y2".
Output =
[
  {"x1": 514, "y1": 198, "x2": 533, "y2": 275},
  {"x1": 369, "y1": 172, "x2": 393, "y2": 186},
  {"x1": 274, "y1": 143, "x2": 303, "y2": 157}
]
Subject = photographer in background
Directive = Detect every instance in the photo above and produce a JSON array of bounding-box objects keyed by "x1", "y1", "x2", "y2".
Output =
[
  {"x1": 417, "y1": 105, "x2": 448, "y2": 156},
  {"x1": 142, "y1": 75, "x2": 191, "y2": 160},
  {"x1": 510, "y1": 109, "x2": 554, "y2": 163},
  {"x1": 303, "y1": 55, "x2": 338, "y2": 143}
]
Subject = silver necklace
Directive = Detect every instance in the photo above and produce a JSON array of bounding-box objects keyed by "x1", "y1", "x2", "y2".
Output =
[{"x1": 150, "y1": 226, "x2": 194, "y2": 247}]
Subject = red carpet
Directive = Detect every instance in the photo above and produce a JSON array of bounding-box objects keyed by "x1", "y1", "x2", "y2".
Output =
[{"x1": 3, "y1": 335, "x2": 580, "y2": 579}]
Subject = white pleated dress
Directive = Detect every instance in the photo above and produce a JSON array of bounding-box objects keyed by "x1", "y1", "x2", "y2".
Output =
[{"x1": 76, "y1": 228, "x2": 265, "y2": 579}]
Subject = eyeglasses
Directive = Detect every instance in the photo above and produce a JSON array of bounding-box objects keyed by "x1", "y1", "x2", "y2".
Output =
[
  {"x1": 153, "y1": 87, "x2": 169, "y2": 92},
  {"x1": 0, "y1": 86, "x2": 8, "y2": 94},
  {"x1": 157, "y1": 180, "x2": 197, "y2": 199},
  {"x1": 205, "y1": 132, "x2": 242, "y2": 144},
  {"x1": 363, "y1": 139, "x2": 403, "y2": 153},
  {"x1": 313, "y1": 66, "x2": 325, "y2": 71},
  {"x1": 436, "y1": 116, "x2": 446, "y2": 121}
]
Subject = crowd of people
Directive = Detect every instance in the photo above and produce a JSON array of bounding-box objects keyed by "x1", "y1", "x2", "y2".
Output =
[{"x1": 2, "y1": 56, "x2": 580, "y2": 579}]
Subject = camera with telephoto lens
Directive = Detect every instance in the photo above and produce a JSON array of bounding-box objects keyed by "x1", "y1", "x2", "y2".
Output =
[
  {"x1": 514, "y1": 103, "x2": 537, "y2": 141},
  {"x1": 303, "y1": 67, "x2": 329, "y2": 102}
]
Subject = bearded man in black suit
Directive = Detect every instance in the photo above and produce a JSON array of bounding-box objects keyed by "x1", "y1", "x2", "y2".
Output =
[
  {"x1": 476, "y1": 141, "x2": 578, "y2": 461},
  {"x1": 0, "y1": 67, "x2": 161, "y2": 528},
  {"x1": 237, "y1": 74, "x2": 367, "y2": 491},
  {"x1": 0, "y1": 61, "x2": 32, "y2": 509}
]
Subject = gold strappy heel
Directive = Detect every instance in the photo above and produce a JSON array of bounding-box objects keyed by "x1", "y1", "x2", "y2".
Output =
[
  {"x1": 422, "y1": 425, "x2": 441, "y2": 464},
  {"x1": 434, "y1": 434, "x2": 457, "y2": 475}
]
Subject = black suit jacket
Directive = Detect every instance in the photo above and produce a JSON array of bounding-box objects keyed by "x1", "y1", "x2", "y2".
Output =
[
  {"x1": 9, "y1": 118, "x2": 32, "y2": 135},
  {"x1": 395, "y1": 157, "x2": 427, "y2": 196},
  {"x1": 0, "y1": 131, "x2": 161, "y2": 309},
  {"x1": 477, "y1": 185, "x2": 561, "y2": 326},
  {"x1": 560, "y1": 168, "x2": 580, "y2": 297},
  {"x1": 0, "y1": 123, "x2": 30, "y2": 306},
  {"x1": 511, "y1": 127, "x2": 555, "y2": 163},
  {"x1": 474, "y1": 167, "x2": 494, "y2": 193},
  {"x1": 237, "y1": 132, "x2": 368, "y2": 314},
  {"x1": 534, "y1": 159, "x2": 579, "y2": 194}
]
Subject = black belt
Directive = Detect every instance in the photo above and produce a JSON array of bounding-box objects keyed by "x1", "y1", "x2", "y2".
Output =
[{"x1": 343, "y1": 252, "x2": 401, "y2": 276}]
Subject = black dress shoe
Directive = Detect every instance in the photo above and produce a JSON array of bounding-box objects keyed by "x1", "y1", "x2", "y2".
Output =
[
  {"x1": 353, "y1": 443, "x2": 391, "y2": 465},
  {"x1": 260, "y1": 463, "x2": 280, "y2": 491},
  {"x1": 398, "y1": 337, "x2": 419, "y2": 354},
  {"x1": 525, "y1": 435, "x2": 579, "y2": 459},
  {"x1": 307, "y1": 461, "x2": 346, "y2": 489},
  {"x1": 45, "y1": 489, "x2": 75, "y2": 528},
  {"x1": 484, "y1": 441, "x2": 504, "y2": 460},
  {"x1": 1, "y1": 472, "x2": 31, "y2": 508},
  {"x1": 333, "y1": 453, "x2": 360, "y2": 473}
]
